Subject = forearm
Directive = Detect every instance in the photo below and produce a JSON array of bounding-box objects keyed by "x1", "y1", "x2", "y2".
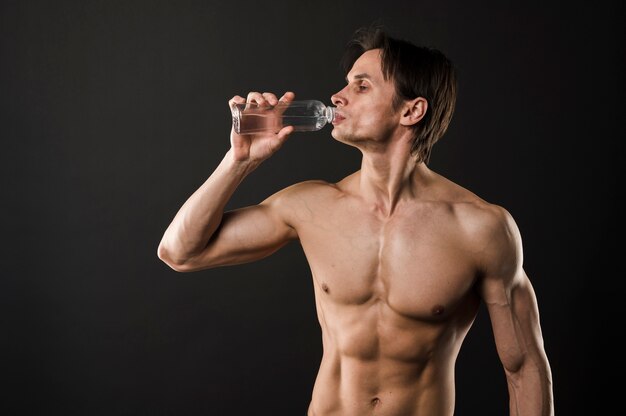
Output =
[
  {"x1": 506, "y1": 358, "x2": 554, "y2": 416},
  {"x1": 157, "y1": 148, "x2": 259, "y2": 265}
]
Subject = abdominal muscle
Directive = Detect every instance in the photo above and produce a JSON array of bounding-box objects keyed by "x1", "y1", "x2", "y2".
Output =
[{"x1": 306, "y1": 295, "x2": 474, "y2": 416}]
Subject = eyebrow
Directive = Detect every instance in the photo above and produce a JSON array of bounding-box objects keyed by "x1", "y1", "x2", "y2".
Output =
[{"x1": 345, "y1": 73, "x2": 372, "y2": 83}]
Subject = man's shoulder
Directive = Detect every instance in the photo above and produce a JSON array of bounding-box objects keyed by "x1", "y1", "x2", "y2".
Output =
[
  {"x1": 277, "y1": 170, "x2": 365, "y2": 201},
  {"x1": 278, "y1": 179, "x2": 341, "y2": 199},
  {"x1": 264, "y1": 179, "x2": 341, "y2": 212},
  {"x1": 433, "y1": 176, "x2": 517, "y2": 242},
  {"x1": 432, "y1": 173, "x2": 509, "y2": 222},
  {"x1": 451, "y1": 196, "x2": 524, "y2": 279},
  {"x1": 449, "y1": 193, "x2": 520, "y2": 254},
  {"x1": 446, "y1": 190, "x2": 504, "y2": 220},
  {"x1": 456, "y1": 199, "x2": 514, "y2": 234}
]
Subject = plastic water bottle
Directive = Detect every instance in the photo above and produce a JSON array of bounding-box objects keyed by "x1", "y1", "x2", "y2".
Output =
[{"x1": 231, "y1": 100, "x2": 336, "y2": 135}]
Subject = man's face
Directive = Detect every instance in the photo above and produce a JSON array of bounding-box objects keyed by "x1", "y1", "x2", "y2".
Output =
[{"x1": 330, "y1": 49, "x2": 402, "y2": 146}]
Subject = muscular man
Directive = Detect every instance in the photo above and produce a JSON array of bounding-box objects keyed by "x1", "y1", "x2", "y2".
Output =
[{"x1": 157, "y1": 27, "x2": 554, "y2": 416}]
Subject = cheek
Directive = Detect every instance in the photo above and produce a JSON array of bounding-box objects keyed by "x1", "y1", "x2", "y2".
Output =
[{"x1": 357, "y1": 108, "x2": 395, "y2": 130}]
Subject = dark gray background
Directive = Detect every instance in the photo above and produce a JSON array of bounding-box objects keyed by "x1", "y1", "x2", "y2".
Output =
[{"x1": 2, "y1": 0, "x2": 623, "y2": 414}]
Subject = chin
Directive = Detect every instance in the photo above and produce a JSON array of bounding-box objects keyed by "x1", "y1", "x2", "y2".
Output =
[
  {"x1": 331, "y1": 130, "x2": 362, "y2": 150},
  {"x1": 330, "y1": 129, "x2": 348, "y2": 144}
]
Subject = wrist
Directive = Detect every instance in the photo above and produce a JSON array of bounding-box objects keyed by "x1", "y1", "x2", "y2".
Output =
[{"x1": 225, "y1": 148, "x2": 260, "y2": 176}]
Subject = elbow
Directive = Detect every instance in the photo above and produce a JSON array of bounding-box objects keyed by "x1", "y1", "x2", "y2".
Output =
[
  {"x1": 499, "y1": 347, "x2": 526, "y2": 377},
  {"x1": 502, "y1": 351, "x2": 549, "y2": 382},
  {"x1": 157, "y1": 242, "x2": 195, "y2": 273},
  {"x1": 503, "y1": 356, "x2": 524, "y2": 375}
]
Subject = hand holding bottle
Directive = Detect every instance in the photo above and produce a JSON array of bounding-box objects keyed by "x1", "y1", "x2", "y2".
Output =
[{"x1": 228, "y1": 91, "x2": 296, "y2": 164}]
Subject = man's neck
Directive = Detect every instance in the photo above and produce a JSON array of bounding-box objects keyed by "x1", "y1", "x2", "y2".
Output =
[{"x1": 356, "y1": 141, "x2": 432, "y2": 217}]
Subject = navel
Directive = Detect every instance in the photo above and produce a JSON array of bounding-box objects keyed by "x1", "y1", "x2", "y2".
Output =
[
  {"x1": 431, "y1": 304, "x2": 445, "y2": 316},
  {"x1": 321, "y1": 283, "x2": 330, "y2": 294},
  {"x1": 371, "y1": 397, "x2": 381, "y2": 406}
]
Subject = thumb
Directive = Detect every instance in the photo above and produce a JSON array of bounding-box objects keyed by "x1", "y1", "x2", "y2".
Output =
[
  {"x1": 278, "y1": 91, "x2": 295, "y2": 103},
  {"x1": 270, "y1": 125, "x2": 295, "y2": 152}
]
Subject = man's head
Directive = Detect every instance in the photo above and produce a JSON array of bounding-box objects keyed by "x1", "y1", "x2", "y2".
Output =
[{"x1": 333, "y1": 26, "x2": 457, "y2": 164}]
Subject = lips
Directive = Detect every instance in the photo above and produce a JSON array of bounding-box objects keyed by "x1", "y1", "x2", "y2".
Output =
[{"x1": 332, "y1": 112, "x2": 346, "y2": 124}]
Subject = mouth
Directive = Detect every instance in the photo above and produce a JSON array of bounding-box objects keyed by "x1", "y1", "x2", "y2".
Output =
[{"x1": 332, "y1": 112, "x2": 346, "y2": 125}]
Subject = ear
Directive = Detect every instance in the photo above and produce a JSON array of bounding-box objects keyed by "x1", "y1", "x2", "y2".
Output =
[{"x1": 400, "y1": 97, "x2": 428, "y2": 127}]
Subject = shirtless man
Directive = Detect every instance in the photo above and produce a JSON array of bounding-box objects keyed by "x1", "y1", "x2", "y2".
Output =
[{"x1": 157, "y1": 27, "x2": 554, "y2": 416}]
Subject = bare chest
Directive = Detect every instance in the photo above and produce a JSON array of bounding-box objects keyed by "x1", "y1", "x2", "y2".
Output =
[{"x1": 295, "y1": 199, "x2": 478, "y2": 320}]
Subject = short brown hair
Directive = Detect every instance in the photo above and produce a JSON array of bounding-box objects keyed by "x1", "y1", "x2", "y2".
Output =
[{"x1": 340, "y1": 25, "x2": 458, "y2": 164}]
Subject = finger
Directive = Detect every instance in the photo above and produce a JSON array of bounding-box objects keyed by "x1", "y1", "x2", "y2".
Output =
[
  {"x1": 228, "y1": 95, "x2": 246, "y2": 105},
  {"x1": 278, "y1": 91, "x2": 295, "y2": 103},
  {"x1": 246, "y1": 91, "x2": 269, "y2": 108},
  {"x1": 228, "y1": 95, "x2": 247, "y2": 113},
  {"x1": 276, "y1": 125, "x2": 295, "y2": 142},
  {"x1": 262, "y1": 92, "x2": 279, "y2": 106},
  {"x1": 267, "y1": 125, "x2": 294, "y2": 154},
  {"x1": 275, "y1": 91, "x2": 296, "y2": 117},
  {"x1": 228, "y1": 95, "x2": 246, "y2": 123}
]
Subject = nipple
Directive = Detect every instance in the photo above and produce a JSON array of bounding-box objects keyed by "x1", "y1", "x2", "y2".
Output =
[
  {"x1": 321, "y1": 283, "x2": 330, "y2": 294},
  {"x1": 431, "y1": 305, "x2": 445, "y2": 316}
]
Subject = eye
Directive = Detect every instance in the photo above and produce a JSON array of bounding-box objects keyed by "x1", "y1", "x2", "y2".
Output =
[{"x1": 357, "y1": 83, "x2": 368, "y2": 91}]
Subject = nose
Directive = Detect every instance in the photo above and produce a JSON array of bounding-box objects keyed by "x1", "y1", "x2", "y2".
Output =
[{"x1": 331, "y1": 87, "x2": 347, "y2": 107}]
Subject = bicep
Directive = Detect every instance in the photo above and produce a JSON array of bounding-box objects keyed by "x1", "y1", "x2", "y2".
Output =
[
  {"x1": 477, "y1": 206, "x2": 547, "y2": 373},
  {"x1": 179, "y1": 192, "x2": 298, "y2": 272}
]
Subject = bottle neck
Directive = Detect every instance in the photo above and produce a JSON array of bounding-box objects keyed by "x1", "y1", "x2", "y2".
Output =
[{"x1": 325, "y1": 106, "x2": 336, "y2": 123}]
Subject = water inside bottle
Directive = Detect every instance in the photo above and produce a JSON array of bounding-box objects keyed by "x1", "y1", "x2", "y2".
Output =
[
  {"x1": 237, "y1": 112, "x2": 326, "y2": 134},
  {"x1": 233, "y1": 100, "x2": 333, "y2": 135},
  {"x1": 240, "y1": 114, "x2": 315, "y2": 133}
]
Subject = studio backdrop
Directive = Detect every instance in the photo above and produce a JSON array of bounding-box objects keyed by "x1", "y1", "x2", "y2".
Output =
[{"x1": 1, "y1": 0, "x2": 623, "y2": 414}]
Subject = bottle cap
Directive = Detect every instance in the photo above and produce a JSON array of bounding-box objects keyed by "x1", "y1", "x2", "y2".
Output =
[{"x1": 325, "y1": 106, "x2": 336, "y2": 123}]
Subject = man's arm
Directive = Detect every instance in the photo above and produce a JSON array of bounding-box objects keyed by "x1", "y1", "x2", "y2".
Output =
[
  {"x1": 157, "y1": 91, "x2": 297, "y2": 272},
  {"x1": 477, "y1": 205, "x2": 554, "y2": 416}
]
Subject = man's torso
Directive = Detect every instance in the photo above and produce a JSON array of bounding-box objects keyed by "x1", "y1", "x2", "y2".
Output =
[{"x1": 281, "y1": 171, "x2": 495, "y2": 416}]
